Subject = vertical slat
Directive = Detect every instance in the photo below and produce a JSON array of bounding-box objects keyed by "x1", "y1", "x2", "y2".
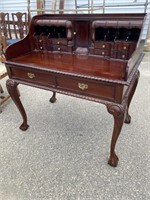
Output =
[
  {"x1": 59, "y1": 0, "x2": 65, "y2": 14},
  {"x1": 52, "y1": 0, "x2": 57, "y2": 13},
  {"x1": 37, "y1": 0, "x2": 41, "y2": 14},
  {"x1": 37, "y1": 0, "x2": 45, "y2": 14},
  {"x1": 27, "y1": 0, "x2": 31, "y2": 23}
]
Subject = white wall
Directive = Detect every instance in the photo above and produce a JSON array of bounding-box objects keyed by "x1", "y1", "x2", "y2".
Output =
[{"x1": 0, "y1": 0, "x2": 149, "y2": 15}]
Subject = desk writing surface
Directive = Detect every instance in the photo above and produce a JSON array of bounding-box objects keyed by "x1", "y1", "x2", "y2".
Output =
[{"x1": 9, "y1": 51, "x2": 127, "y2": 81}]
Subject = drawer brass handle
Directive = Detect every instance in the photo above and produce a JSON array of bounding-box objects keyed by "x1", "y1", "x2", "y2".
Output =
[
  {"x1": 57, "y1": 41, "x2": 60, "y2": 44},
  {"x1": 102, "y1": 45, "x2": 105, "y2": 48},
  {"x1": 123, "y1": 46, "x2": 127, "y2": 50},
  {"x1": 122, "y1": 55, "x2": 125, "y2": 58},
  {"x1": 58, "y1": 47, "x2": 61, "y2": 51},
  {"x1": 78, "y1": 83, "x2": 88, "y2": 90},
  {"x1": 27, "y1": 72, "x2": 35, "y2": 79}
]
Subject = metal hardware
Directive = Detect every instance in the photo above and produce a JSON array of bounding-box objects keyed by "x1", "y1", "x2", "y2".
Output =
[
  {"x1": 39, "y1": 40, "x2": 42, "y2": 42},
  {"x1": 78, "y1": 83, "x2": 88, "y2": 90},
  {"x1": 123, "y1": 46, "x2": 127, "y2": 50},
  {"x1": 73, "y1": 32, "x2": 77, "y2": 35},
  {"x1": 102, "y1": 52, "x2": 105, "y2": 55},
  {"x1": 57, "y1": 41, "x2": 60, "y2": 44},
  {"x1": 27, "y1": 72, "x2": 35, "y2": 79},
  {"x1": 40, "y1": 46, "x2": 43, "y2": 49},
  {"x1": 122, "y1": 55, "x2": 125, "y2": 58},
  {"x1": 58, "y1": 47, "x2": 61, "y2": 51},
  {"x1": 102, "y1": 45, "x2": 105, "y2": 48}
]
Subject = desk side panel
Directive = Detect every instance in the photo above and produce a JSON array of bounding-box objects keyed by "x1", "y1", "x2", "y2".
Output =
[{"x1": 5, "y1": 36, "x2": 31, "y2": 60}]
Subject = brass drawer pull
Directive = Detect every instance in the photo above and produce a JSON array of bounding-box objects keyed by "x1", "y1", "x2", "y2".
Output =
[
  {"x1": 57, "y1": 41, "x2": 60, "y2": 44},
  {"x1": 122, "y1": 55, "x2": 125, "y2": 59},
  {"x1": 123, "y1": 46, "x2": 127, "y2": 50},
  {"x1": 58, "y1": 47, "x2": 61, "y2": 51},
  {"x1": 78, "y1": 83, "x2": 88, "y2": 90},
  {"x1": 27, "y1": 72, "x2": 35, "y2": 79},
  {"x1": 102, "y1": 45, "x2": 105, "y2": 48}
]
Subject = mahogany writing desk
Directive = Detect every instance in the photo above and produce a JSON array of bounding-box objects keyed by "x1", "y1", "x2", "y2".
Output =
[{"x1": 5, "y1": 14, "x2": 146, "y2": 167}]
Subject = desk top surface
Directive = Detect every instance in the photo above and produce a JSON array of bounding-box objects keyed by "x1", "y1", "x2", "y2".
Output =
[{"x1": 9, "y1": 51, "x2": 127, "y2": 81}]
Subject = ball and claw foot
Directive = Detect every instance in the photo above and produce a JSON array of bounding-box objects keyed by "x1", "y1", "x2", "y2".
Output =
[
  {"x1": 49, "y1": 96, "x2": 57, "y2": 103},
  {"x1": 19, "y1": 123, "x2": 29, "y2": 131},
  {"x1": 108, "y1": 153, "x2": 119, "y2": 167},
  {"x1": 125, "y1": 113, "x2": 131, "y2": 124}
]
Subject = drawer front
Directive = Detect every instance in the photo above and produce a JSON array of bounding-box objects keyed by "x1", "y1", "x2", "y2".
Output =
[
  {"x1": 52, "y1": 39, "x2": 67, "y2": 45},
  {"x1": 111, "y1": 50, "x2": 128, "y2": 60},
  {"x1": 11, "y1": 68, "x2": 55, "y2": 86},
  {"x1": 33, "y1": 43, "x2": 50, "y2": 51},
  {"x1": 33, "y1": 35, "x2": 51, "y2": 44},
  {"x1": 114, "y1": 41, "x2": 136, "y2": 51},
  {"x1": 33, "y1": 37, "x2": 67, "y2": 45},
  {"x1": 94, "y1": 42, "x2": 111, "y2": 49},
  {"x1": 117, "y1": 51, "x2": 128, "y2": 60},
  {"x1": 56, "y1": 76, "x2": 115, "y2": 101},
  {"x1": 33, "y1": 44, "x2": 72, "y2": 52},
  {"x1": 53, "y1": 45, "x2": 68, "y2": 52},
  {"x1": 114, "y1": 42, "x2": 130, "y2": 51},
  {"x1": 94, "y1": 49, "x2": 110, "y2": 56}
]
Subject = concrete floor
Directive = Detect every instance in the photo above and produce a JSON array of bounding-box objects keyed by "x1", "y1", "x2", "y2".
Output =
[{"x1": 0, "y1": 53, "x2": 150, "y2": 200}]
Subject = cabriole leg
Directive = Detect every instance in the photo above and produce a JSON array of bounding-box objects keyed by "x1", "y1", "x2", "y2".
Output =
[
  {"x1": 49, "y1": 91, "x2": 56, "y2": 103},
  {"x1": 107, "y1": 104, "x2": 125, "y2": 167},
  {"x1": 125, "y1": 71, "x2": 140, "y2": 124},
  {"x1": 6, "y1": 79, "x2": 29, "y2": 131}
]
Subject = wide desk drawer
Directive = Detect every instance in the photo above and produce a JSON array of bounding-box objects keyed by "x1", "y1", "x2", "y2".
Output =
[
  {"x1": 10, "y1": 67, "x2": 55, "y2": 86},
  {"x1": 56, "y1": 76, "x2": 115, "y2": 101}
]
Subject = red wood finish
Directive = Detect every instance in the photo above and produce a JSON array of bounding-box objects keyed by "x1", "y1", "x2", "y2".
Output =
[
  {"x1": 5, "y1": 14, "x2": 146, "y2": 167},
  {"x1": 9, "y1": 52, "x2": 127, "y2": 81},
  {"x1": 75, "y1": 21, "x2": 89, "y2": 47}
]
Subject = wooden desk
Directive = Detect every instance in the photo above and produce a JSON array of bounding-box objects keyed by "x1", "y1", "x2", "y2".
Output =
[{"x1": 5, "y1": 14, "x2": 146, "y2": 167}]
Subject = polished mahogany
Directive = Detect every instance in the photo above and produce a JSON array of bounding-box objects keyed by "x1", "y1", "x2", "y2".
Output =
[{"x1": 5, "y1": 14, "x2": 146, "y2": 167}]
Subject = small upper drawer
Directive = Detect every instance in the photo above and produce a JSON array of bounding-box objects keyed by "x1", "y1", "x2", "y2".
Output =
[
  {"x1": 52, "y1": 39, "x2": 68, "y2": 45},
  {"x1": 113, "y1": 41, "x2": 136, "y2": 51},
  {"x1": 52, "y1": 45, "x2": 72, "y2": 52},
  {"x1": 117, "y1": 51, "x2": 129, "y2": 60},
  {"x1": 94, "y1": 42, "x2": 112, "y2": 49},
  {"x1": 94, "y1": 49, "x2": 110, "y2": 56},
  {"x1": 111, "y1": 50, "x2": 128, "y2": 60},
  {"x1": 11, "y1": 67, "x2": 55, "y2": 86}
]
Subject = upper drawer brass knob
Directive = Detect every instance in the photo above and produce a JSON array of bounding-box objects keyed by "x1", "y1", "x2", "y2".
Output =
[
  {"x1": 40, "y1": 46, "x2": 43, "y2": 49},
  {"x1": 39, "y1": 40, "x2": 42, "y2": 42},
  {"x1": 123, "y1": 46, "x2": 127, "y2": 50},
  {"x1": 122, "y1": 55, "x2": 125, "y2": 58},
  {"x1": 73, "y1": 32, "x2": 77, "y2": 35},
  {"x1": 102, "y1": 52, "x2": 105, "y2": 55},
  {"x1": 27, "y1": 72, "x2": 35, "y2": 79},
  {"x1": 58, "y1": 47, "x2": 61, "y2": 51},
  {"x1": 57, "y1": 41, "x2": 60, "y2": 44},
  {"x1": 78, "y1": 83, "x2": 88, "y2": 90},
  {"x1": 102, "y1": 45, "x2": 105, "y2": 48}
]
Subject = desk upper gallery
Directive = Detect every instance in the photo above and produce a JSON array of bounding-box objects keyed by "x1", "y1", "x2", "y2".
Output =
[{"x1": 4, "y1": 13, "x2": 146, "y2": 167}]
